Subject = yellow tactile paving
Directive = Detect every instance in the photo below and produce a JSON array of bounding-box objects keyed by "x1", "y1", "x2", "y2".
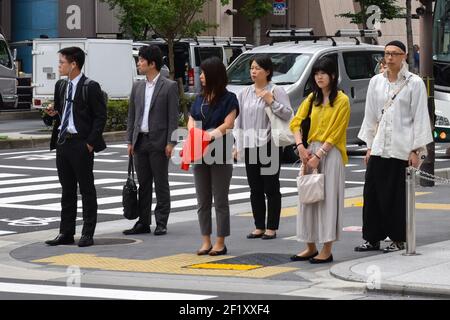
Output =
[
  {"x1": 187, "y1": 263, "x2": 261, "y2": 271},
  {"x1": 416, "y1": 203, "x2": 450, "y2": 210},
  {"x1": 32, "y1": 253, "x2": 298, "y2": 278}
]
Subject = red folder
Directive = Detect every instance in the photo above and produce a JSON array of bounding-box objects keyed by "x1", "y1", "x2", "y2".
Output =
[{"x1": 180, "y1": 127, "x2": 211, "y2": 171}]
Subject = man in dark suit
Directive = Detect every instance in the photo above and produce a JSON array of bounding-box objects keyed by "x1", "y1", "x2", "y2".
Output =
[
  {"x1": 43, "y1": 46, "x2": 107, "y2": 247},
  {"x1": 123, "y1": 45, "x2": 179, "y2": 236}
]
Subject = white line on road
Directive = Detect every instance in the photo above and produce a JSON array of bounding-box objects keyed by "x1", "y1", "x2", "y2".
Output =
[
  {"x1": 0, "y1": 193, "x2": 61, "y2": 204},
  {"x1": 345, "y1": 181, "x2": 365, "y2": 185},
  {"x1": 0, "y1": 231, "x2": 16, "y2": 236},
  {"x1": 0, "y1": 174, "x2": 27, "y2": 179},
  {"x1": 0, "y1": 176, "x2": 59, "y2": 186},
  {"x1": 0, "y1": 179, "x2": 124, "y2": 195},
  {"x1": 0, "y1": 282, "x2": 215, "y2": 300}
]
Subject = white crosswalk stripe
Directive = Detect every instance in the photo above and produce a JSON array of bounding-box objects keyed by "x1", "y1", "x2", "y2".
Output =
[{"x1": 0, "y1": 282, "x2": 215, "y2": 300}]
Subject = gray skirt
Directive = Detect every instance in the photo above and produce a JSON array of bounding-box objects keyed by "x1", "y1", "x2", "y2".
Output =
[{"x1": 297, "y1": 141, "x2": 345, "y2": 243}]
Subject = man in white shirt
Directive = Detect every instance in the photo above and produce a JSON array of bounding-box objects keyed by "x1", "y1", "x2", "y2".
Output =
[
  {"x1": 123, "y1": 45, "x2": 179, "y2": 236},
  {"x1": 355, "y1": 40, "x2": 433, "y2": 253}
]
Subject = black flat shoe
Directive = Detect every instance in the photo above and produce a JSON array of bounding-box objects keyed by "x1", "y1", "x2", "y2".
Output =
[
  {"x1": 246, "y1": 232, "x2": 264, "y2": 239},
  {"x1": 197, "y1": 246, "x2": 213, "y2": 256},
  {"x1": 209, "y1": 246, "x2": 227, "y2": 256},
  {"x1": 290, "y1": 251, "x2": 318, "y2": 261},
  {"x1": 309, "y1": 254, "x2": 333, "y2": 264},
  {"x1": 261, "y1": 232, "x2": 276, "y2": 240}
]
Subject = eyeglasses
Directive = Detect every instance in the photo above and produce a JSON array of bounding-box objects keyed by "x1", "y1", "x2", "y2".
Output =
[{"x1": 384, "y1": 51, "x2": 404, "y2": 57}]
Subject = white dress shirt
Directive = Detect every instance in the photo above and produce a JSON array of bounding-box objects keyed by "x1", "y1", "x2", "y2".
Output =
[
  {"x1": 58, "y1": 73, "x2": 82, "y2": 134},
  {"x1": 140, "y1": 73, "x2": 160, "y2": 133},
  {"x1": 358, "y1": 62, "x2": 433, "y2": 161},
  {"x1": 234, "y1": 83, "x2": 293, "y2": 152}
]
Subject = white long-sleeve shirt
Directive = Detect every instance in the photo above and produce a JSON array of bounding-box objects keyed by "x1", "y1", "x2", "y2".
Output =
[
  {"x1": 234, "y1": 83, "x2": 293, "y2": 152},
  {"x1": 358, "y1": 63, "x2": 433, "y2": 161}
]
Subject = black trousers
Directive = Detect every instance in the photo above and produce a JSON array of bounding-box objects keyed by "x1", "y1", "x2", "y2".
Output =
[
  {"x1": 134, "y1": 134, "x2": 170, "y2": 228},
  {"x1": 244, "y1": 142, "x2": 282, "y2": 231},
  {"x1": 362, "y1": 156, "x2": 408, "y2": 243},
  {"x1": 56, "y1": 138, "x2": 97, "y2": 237}
]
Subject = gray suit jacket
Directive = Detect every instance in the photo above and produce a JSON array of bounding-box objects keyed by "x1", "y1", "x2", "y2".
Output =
[{"x1": 127, "y1": 75, "x2": 179, "y2": 150}]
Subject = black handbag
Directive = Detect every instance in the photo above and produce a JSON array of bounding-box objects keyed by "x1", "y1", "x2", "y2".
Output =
[{"x1": 122, "y1": 155, "x2": 139, "y2": 220}]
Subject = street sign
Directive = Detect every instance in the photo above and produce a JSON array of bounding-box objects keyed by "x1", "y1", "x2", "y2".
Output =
[{"x1": 273, "y1": 1, "x2": 286, "y2": 16}]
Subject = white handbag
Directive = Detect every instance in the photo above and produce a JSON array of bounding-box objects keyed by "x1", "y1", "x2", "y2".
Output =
[
  {"x1": 265, "y1": 85, "x2": 295, "y2": 147},
  {"x1": 297, "y1": 164, "x2": 325, "y2": 204}
]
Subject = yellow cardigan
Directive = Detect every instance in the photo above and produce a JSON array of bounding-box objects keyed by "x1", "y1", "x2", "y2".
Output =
[{"x1": 290, "y1": 91, "x2": 350, "y2": 164}]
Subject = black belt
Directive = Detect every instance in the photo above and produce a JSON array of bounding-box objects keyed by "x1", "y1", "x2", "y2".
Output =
[
  {"x1": 139, "y1": 132, "x2": 150, "y2": 137},
  {"x1": 65, "y1": 133, "x2": 82, "y2": 139}
]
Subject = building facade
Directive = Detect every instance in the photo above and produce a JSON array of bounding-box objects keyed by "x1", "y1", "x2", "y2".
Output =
[{"x1": 0, "y1": 0, "x2": 423, "y2": 72}]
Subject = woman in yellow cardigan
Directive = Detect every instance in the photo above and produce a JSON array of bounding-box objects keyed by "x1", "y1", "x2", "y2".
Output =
[{"x1": 289, "y1": 57, "x2": 350, "y2": 264}]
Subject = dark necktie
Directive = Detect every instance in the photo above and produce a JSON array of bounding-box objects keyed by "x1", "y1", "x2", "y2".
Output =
[{"x1": 57, "y1": 81, "x2": 74, "y2": 144}]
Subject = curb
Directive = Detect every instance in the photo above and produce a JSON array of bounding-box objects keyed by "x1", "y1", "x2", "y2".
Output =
[
  {"x1": 329, "y1": 262, "x2": 450, "y2": 298},
  {"x1": 0, "y1": 131, "x2": 127, "y2": 150}
]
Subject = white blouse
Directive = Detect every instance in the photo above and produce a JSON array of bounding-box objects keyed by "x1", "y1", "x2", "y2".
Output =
[
  {"x1": 234, "y1": 83, "x2": 293, "y2": 152},
  {"x1": 358, "y1": 63, "x2": 433, "y2": 161}
]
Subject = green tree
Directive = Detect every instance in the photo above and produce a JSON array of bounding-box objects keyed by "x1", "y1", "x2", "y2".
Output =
[
  {"x1": 336, "y1": 0, "x2": 405, "y2": 44},
  {"x1": 241, "y1": 0, "x2": 272, "y2": 46}
]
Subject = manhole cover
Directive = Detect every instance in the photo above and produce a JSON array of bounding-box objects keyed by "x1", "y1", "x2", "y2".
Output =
[{"x1": 88, "y1": 238, "x2": 138, "y2": 246}]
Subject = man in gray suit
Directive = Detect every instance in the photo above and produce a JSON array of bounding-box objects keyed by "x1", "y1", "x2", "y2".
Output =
[{"x1": 123, "y1": 45, "x2": 179, "y2": 236}]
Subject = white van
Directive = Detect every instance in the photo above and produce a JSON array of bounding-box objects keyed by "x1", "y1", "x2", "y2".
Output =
[
  {"x1": 32, "y1": 38, "x2": 137, "y2": 108},
  {"x1": 0, "y1": 33, "x2": 18, "y2": 109},
  {"x1": 134, "y1": 37, "x2": 252, "y2": 97}
]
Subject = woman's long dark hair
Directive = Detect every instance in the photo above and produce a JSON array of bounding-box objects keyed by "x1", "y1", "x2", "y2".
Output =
[
  {"x1": 309, "y1": 57, "x2": 339, "y2": 107},
  {"x1": 200, "y1": 56, "x2": 228, "y2": 106}
]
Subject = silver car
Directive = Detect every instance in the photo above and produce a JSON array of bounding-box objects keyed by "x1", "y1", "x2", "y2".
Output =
[
  {"x1": 0, "y1": 33, "x2": 17, "y2": 109},
  {"x1": 227, "y1": 40, "x2": 384, "y2": 144}
]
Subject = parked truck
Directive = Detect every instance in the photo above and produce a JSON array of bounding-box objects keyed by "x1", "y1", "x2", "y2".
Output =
[
  {"x1": 0, "y1": 33, "x2": 18, "y2": 109},
  {"x1": 32, "y1": 38, "x2": 137, "y2": 108}
]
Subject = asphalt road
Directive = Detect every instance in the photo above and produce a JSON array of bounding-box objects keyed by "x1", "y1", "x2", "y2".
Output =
[{"x1": 0, "y1": 142, "x2": 449, "y2": 235}]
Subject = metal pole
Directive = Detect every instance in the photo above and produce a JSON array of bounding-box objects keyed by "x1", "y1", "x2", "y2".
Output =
[{"x1": 404, "y1": 167, "x2": 418, "y2": 256}]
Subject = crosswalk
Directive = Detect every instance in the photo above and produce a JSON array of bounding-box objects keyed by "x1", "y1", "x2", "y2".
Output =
[
  {"x1": 1, "y1": 142, "x2": 448, "y2": 235},
  {"x1": 0, "y1": 172, "x2": 298, "y2": 216}
]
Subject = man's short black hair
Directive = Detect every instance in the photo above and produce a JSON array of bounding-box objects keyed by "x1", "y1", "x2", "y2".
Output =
[
  {"x1": 138, "y1": 45, "x2": 163, "y2": 71},
  {"x1": 58, "y1": 46, "x2": 85, "y2": 70}
]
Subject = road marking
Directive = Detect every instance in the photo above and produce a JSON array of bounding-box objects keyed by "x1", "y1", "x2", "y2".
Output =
[
  {"x1": 0, "y1": 165, "x2": 299, "y2": 181},
  {"x1": 94, "y1": 159, "x2": 127, "y2": 163},
  {"x1": 0, "y1": 193, "x2": 61, "y2": 204},
  {"x1": 0, "y1": 174, "x2": 27, "y2": 179},
  {"x1": 0, "y1": 231, "x2": 16, "y2": 236},
  {"x1": 187, "y1": 263, "x2": 262, "y2": 271},
  {"x1": 0, "y1": 179, "x2": 124, "y2": 195},
  {"x1": 0, "y1": 282, "x2": 215, "y2": 300},
  {"x1": 103, "y1": 181, "x2": 193, "y2": 190},
  {"x1": 0, "y1": 150, "x2": 50, "y2": 156},
  {"x1": 345, "y1": 181, "x2": 365, "y2": 185},
  {"x1": 0, "y1": 176, "x2": 59, "y2": 186}
]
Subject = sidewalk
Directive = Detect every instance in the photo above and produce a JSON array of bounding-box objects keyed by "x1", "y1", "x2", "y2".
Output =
[{"x1": 330, "y1": 240, "x2": 450, "y2": 297}]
